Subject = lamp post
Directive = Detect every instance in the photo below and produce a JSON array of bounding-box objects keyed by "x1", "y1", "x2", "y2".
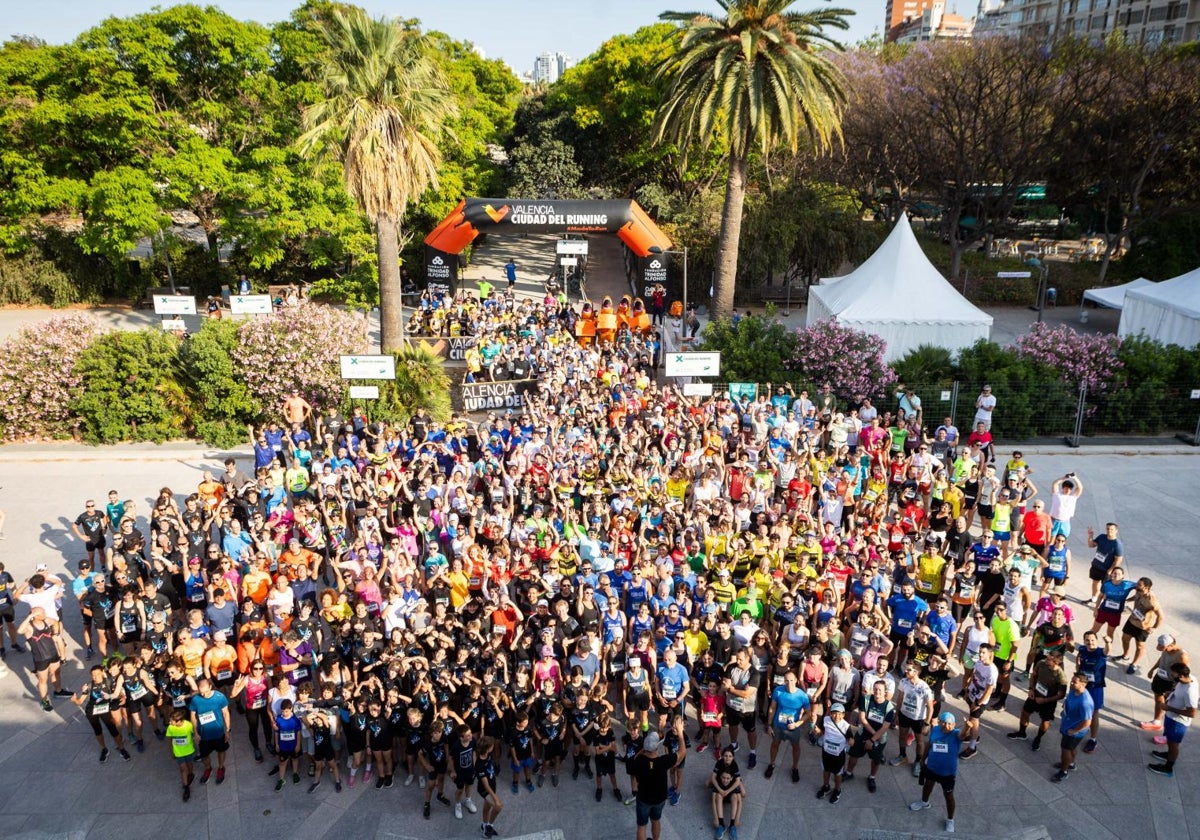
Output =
[
  {"x1": 1025, "y1": 255, "x2": 1049, "y2": 324},
  {"x1": 648, "y1": 245, "x2": 689, "y2": 318}
]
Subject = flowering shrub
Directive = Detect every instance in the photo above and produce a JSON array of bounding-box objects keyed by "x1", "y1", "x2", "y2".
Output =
[
  {"x1": 0, "y1": 315, "x2": 104, "y2": 440},
  {"x1": 787, "y1": 319, "x2": 897, "y2": 400},
  {"x1": 1010, "y1": 323, "x2": 1122, "y2": 391},
  {"x1": 234, "y1": 303, "x2": 369, "y2": 415}
]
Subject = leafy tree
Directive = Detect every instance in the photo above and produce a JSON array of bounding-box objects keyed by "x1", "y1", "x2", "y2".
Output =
[
  {"x1": 653, "y1": 0, "x2": 852, "y2": 320},
  {"x1": 507, "y1": 137, "x2": 584, "y2": 199},
  {"x1": 696, "y1": 309, "x2": 798, "y2": 383},
  {"x1": 78, "y1": 166, "x2": 167, "y2": 262},
  {"x1": 299, "y1": 8, "x2": 457, "y2": 351},
  {"x1": 179, "y1": 318, "x2": 262, "y2": 447}
]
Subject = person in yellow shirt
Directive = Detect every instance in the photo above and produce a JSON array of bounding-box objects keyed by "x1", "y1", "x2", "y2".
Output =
[
  {"x1": 914, "y1": 539, "x2": 949, "y2": 602},
  {"x1": 711, "y1": 569, "x2": 737, "y2": 605},
  {"x1": 683, "y1": 619, "x2": 710, "y2": 660},
  {"x1": 166, "y1": 708, "x2": 197, "y2": 801}
]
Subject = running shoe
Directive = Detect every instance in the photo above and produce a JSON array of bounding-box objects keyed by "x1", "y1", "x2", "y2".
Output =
[
  {"x1": 99, "y1": 748, "x2": 109, "y2": 763},
  {"x1": 829, "y1": 789, "x2": 841, "y2": 804},
  {"x1": 1083, "y1": 739, "x2": 1098, "y2": 753},
  {"x1": 1140, "y1": 720, "x2": 1163, "y2": 731},
  {"x1": 910, "y1": 799, "x2": 932, "y2": 811},
  {"x1": 764, "y1": 764, "x2": 775, "y2": 779},
  {"x1": 1148, "y1": 764, "x2": 1174, "y2": 778},
  {"x1": 308, "y1": 781, "x2": 320, "y2": 793}
]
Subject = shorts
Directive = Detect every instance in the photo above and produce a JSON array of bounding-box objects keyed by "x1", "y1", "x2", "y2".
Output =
[
  {"x1": 978, "y1": 503, "x2": 994, "y2": 520},
  {"x1": 1086, "y1": 685, "x2": 1104, "y2": 711},
  {"x1": 1122, "y1": 619, "x2": 1149, "y2": 644},
  {"x1": 1094, "y1": 608, "x2": 1120, "y2": 629},
  {"x1": 993, "y1": 530, "x2": 1011, "y2": 543},
  {"x1": 595, "y1": 754, "x2": 616, "y2": 776},
  {"x1": 176, "y1": 752, "x2": 197, "y2": 765},
  {"x1": 455, "y1": 770, "x2": 476, "y2": 789},
  {"x1": 86, "y1": 538, "x2": 107, "y2": 551},
  {"x1": 33, "y1": 656, "x2": 60, "y2": 673},
  {"x1": 626, "y1": 694, "x2": 650, "y2": 713},
  {"x1": 1088, "y1": 566, "x2": 1109, "y2": 583},
  {"x1": 199, "y1": 737, "x2": 228, "y2": 757},
  {"x1": 656, "y1": 699, "x2": 687, "y2": 720},
  {"x1": 1022, "y1": 697, "x2": 1057, "y2": 721},
  {"x1": 773, "y1": 724, "x2": 803, "y2": 743},
  {"x1": 923, "y1": 768, "x2": 955, "y2": 794},
  {"x1": 820, "y1": 751, "x2": 846, "y2": 774},
  {"x1": 87, "y1": 713, "x2": 120, "y2": 738},
  {"x1": 476, "y1": 779, "x2": 496, "y2": 799},
  {"x1": 0, "y1": 604, "x2": 14, "y2": 622},
  {"x1": 1151, "y1": 677, "x2": 1175, "y2": 698},
  {"x1": 1050, "y1": 520, "x2": 1071, "y2": 539},
  {"x1": 313, "y1": 740, "x2": 335, "y2": 762},
  {"x1": 635, "y1": 797, "x2": 666, "y2": 827},
  {"x1": 898, "y1": 713, "x2": 929, "y2": 733},
  {"x1": 968, "y1": 704, "x2": 987, "y2": 721},
  {"x1": 1165, "y1": 717, "x2": 1187, "y2": 745},
  {"x1": 726, "y1": 707, "x2": 756, "y2": 732},
  {"x1": 850, "y1": 736, "x2": 885, "y2": 762},
  {"x1": 1060, "y1": 732, "x2": 1085, "y2": 752},
  {"x1": 80, "y1": 610, "x2": 93, "y2": 628},
  {"x1": 543, "y1": 740, "x2": 566, "y2": 761},
  {"x1": 1042, "y1": 570, "x2": 1064, "y2": 583},
  {"x1": 510, "y1": 756, "x2": 534, "y2": 773}
]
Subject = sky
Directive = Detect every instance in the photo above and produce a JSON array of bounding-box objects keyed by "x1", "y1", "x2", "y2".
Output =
[{"x1": 6, "y1": 0, "x2": 886, "y2": 74}]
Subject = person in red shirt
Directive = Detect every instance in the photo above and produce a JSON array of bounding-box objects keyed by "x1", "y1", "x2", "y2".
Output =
[
  {"x1": 965, "y1": 422, "x2": 994, "y2": 464},
  {"x1": 1021, "y1": 500, "x2": 1052, "y2": 559}
]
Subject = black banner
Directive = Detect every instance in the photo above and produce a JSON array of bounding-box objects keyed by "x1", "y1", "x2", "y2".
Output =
[
  {"x1": 459, "y1": 379, "x2": 540, "y2": 412},
  {"x1": 638, "y1": 253, "x2": 670, "y2": 297},
  {"x1": 462, "y1": 198, "x2": 633, "y2": 234},
  {"x1": 424, "y1": 244, "x2": 457, "y2": 293}
]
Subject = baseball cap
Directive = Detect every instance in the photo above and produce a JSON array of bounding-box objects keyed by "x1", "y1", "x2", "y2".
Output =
[
  {"x1": 939, "y1": 711, "x2": 957, "y2": 726},
  {"x1": 830, "y1": 703, "x2": 846, "y2": 714},
  {"x1": 536, "y1": 598, "x2": 549, "y2": 607},
  {"x1": 1158, "y1": 633, "x2": 1176, "y2": 647},
  {"x1": 643, "y1": 733, "x2": 662, "y2": 752}
]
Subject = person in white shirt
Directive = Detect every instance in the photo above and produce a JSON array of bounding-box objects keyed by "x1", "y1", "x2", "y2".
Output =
[
  {"x1": 974, "y1": 386, "x2": 997, "y2": 431},
  {"x1": 1149, "y1": 662, "x2": 1198, "y2": 778}
]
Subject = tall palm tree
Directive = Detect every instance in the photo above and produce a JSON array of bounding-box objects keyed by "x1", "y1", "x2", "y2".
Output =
[
  {"x1": 299, "y1": 8, "x2": 456, "y2": 351},
  {"x1": 654, "y1": 0, "x2": 852, "y2": 321}
]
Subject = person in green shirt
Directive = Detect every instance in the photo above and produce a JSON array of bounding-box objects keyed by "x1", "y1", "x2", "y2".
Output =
[
  {"x1": 988, "y1": 604, "x2": 1023, "y2": 712},
  {"x1": 166, "y1": 708, "x2": 197, "y2": 801}
]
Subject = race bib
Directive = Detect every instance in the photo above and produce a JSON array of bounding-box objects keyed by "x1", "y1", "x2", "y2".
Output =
[
  {"x1": 916, "y1": 580, "x2": 933, "y2": 592},
  {"x1": 1157, "y1": 668, "x2": 1171, "y2": 681},
  {"x1": 897, "y1": 618, "x2": 913, "y2": 630},
  {"x1": 702, "y1": 711, "x2": 719, "y2": 724},
  {"x1": 1079, "y1": 670, "x2": 1094, "y2": 683},
  {"x1": 280, "y1": 730, "x2": 296, "y2": 741},
  {"x1": 1091, "y1": 551, "x2": 1108, "y2": 567},
  {"x1": 189, "y1": 592, "x2": 205, "y2": 603},
  {"x1": 662, "y1": 685, "x2": 677, "y2": 700},
  {"x1": 867, "y1": 710, "x2": 885, "y2": 724},
  {"x1": 294, "y1": 668, "x2": 309, "y2": 680},
  {"x1": 92, "y1": 701, "x2": 111, "y2": 715},
  {"x1": 1034, "y1": 682, "x2": 1049, "y2": 697},
  {"x1": 250, "y1": 695, "x2": 266, "y2": 710},
  {"x1": 610, "y1": 661, "x2": 625, "y2": 673},
  {"x1": 198, "y1": 711, "x2": 217, "y2": 726},
  {"x1": 823, "y1": 738, "x2": 844, "y2": 756},
  {"x1": 778, "y1": 713, "x2": 795, "y2": 726},
  {"x1": 173, "y1": 696, "x2": 187, "y2": 708},
  {"x1": 931, "y1": 742, "x2": 948, "y2": 754},
  {"x1": 1131, "y1": 609, "x2": 1145, "y2": 622},
  {"x1": 216, "y1": 669, "x2": 233, "y2": 681},
  {"x1": 1102, "y1": 599, "x2": 1120, "y2": 612},
  {"x1": 172, "y1": 737, "x2": 189, "y2": 748},
  {"x1": 129, "y1": 686, "x2": 148, "y2": 701},
  {"x1": 902, "y1": 696, "x2": 921, "y2": 717}
]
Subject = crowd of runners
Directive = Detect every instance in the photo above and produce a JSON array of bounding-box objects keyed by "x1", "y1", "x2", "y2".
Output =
[{"x1": 1, "y1": 283, "x2": 1196, "y2": 839}]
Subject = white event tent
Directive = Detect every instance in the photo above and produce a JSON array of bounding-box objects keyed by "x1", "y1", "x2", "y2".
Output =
[
  {"x1": 1081, "y1": 277, "x2": 1156, "y2": 311},
  {"x1": 1118, "y1": 265, "x2": 1200, "y2": 347},
  {"x1": 806, "y1": 214, "x2": 992, "y2": 360}
]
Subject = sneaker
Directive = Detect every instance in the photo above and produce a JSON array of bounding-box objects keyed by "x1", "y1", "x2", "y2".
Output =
[
  {"x1": 537, "y1": 773, "x2": 545, "y2": 788},
  {"x1": 363, "y1": 768, "x2": 372, "y2": 783},
  {"x1": 308, "y1": 781, "x2": 321, "y2": 793},
  {"x1": 572, "y1": 765, "x2": 580, "y2": 781},
  {"x1": 293, "y1": 772, "x2": 300, "y2": 785},
  {"x1": 1053, "y1": 762, "x2": 1077, "y2": 770},
  {"x1": 697, "y1": 741, "x2": 708, "y2": 753},
  {"x1": 1109, "y1": 653, "x2": 1126, "y2": 662},
  {"x1": 1140, "y1": 720, "x2": 1164, "y2": 731},
  {"x1": 525, "y1": 781, "x2": 535, "y2": 792},
  {"x1": 1083, "y1": 739, "x2": 1098, "y2": 753},
  {"x1": 1052, "y1": 770, "x2": 1069, "y2": 782},
  {"x1": 200, "y1": 768, "x2": 212, "y2": 784},
  {"x1": 792, "y1": 767, "x2": 800, "y2": 783},
  {"x1": 511, "y1": 781, "x2": 518, "y2": 794},
  {"x1": 41, "y1": 698, "x2": 53, "y2": 712},
  {"x1": 867, "y1": 776, "x2": 877, "y2": 793},
  {"x1": 946, "y1": 818, "x2": 955, "y2": 833},
  {"x1": 404, "y1": 773, "x2": 414, "y2": 786},
  {"x1": 308, "y1": 764, "x2": 316, "y2": 777},
  {"x1": 254, "y1": 749, "x2": 264, "y2": 763},
  {"x1": 183, "y1": 785, "x2": 191, "y2": 802},
  {"x1": 764, "y1": 764, "x2": 775, "y2": 779},
  {"x1": 829, "y1": 789, "x2": 841, "y2": 804},
  {"x1": 1127, "y1": 664, "x2": 1141, "y2": 676},
  {"x1": 485, "y1": 827, "x2": 499, "y2": 838},
  {"x1": 216, "y1": 768, "x2": 225, "y2": 785},
  {"x1": 438, "y1": 793, "x2": 452, "y2": 806},
  {"x1": 990, "y1": 698, "x2": 1007, "y2": 712},
  {"x1": 348, "y1": 774, "x2": 356, "y2": 788},
  {"x1": 715, "y1": 827, "x2": 726, "y2": 840},
  {"x1": 910, "y1": 799, "x2": 932, "y2": 811},
  {"x1": 594, "y1": 788, "x2": 603, "y2": 802},
  {"x1": 612, "y1": 788, "x2": 623, "y2": 802},
  {"x1": 53, "y1": 689, "x2": 73, "y2": 697},
  {"x1": 385, "y1": 775, "x2": 393, "y2": 788},
  {"x1": 419, "y1": 775, "x2": 427, "y2": 789},
  {"x1": 817, "y1": 784, "x2": 830, "y2": 799},
  {"x1": 119, "y1": 748, "x2": 130, "y2": 761},
  {"x1": 1007, "y1": 731, "x2": 1028, "y2": 740},
  {"x1": 730, "y1": 742, "x2": 739, "y2": 752},
  {"x1": 551, "y1": 774, "x2": 559, "y2": 787},
  {"x1": 913, "y1": 762, "x2": 922, "y2": 778},
  {"x1": 154, "y1": 729, "x2": 165, "y2": 742},
  {"x1": 134, "y1": 738, "x2": 146, "y2": 754},
  {"x1": 668, "y1": 788, "x2": 680, "y2": 806},
  {"x1": 747, "y1": 752, "x2": 757, "y2": 769},
  {"x1": 729, "y1": 826, "x2": 738, "y2": 840},
  {"x1": 465, "y1": 796, "x2": 478, "y2": 813},
  {"x1": 1014, "y1": 670, "x2": 1028, "y2": 682},
  {"x1": 841, "y1": 770, "x2": 855, "y2": 781},
  {"x1": 1152, "y1": 750, "x2": 1169, "y2": 760},
  {"x1": 1154, "y1": 735, "x2": 1169, "y2": 745},
  {"x1": 99, "y1": 748, "x2": 109, "y2": 763},
  {"x1": 335, "y1": 782, "x2": 342, "y2": 792},
  {"x1": 1031, "y1": 734, "x2": 1043, "y2": 752},
  {"x1": 375, "y1": 776, "x2": 385, "y2": 789},
  {"x1": 623, "y1": 793, "x2": 636, "y2": 805},
  {"x1": 959, "y1": 748, "x2": 977, "y2": 760},
  {"x1": 275, "y1": 779, "x2": 284, "y2": 791},
  {"x1": 1148, "y1": 763, "x2": 1174, "y2": 778},
  {"x1": 455, "y1": 803, "x2": 464, "y2": 819},
  {"x1": 423, "y1": 802, "x2": 431, "y2": 820}
]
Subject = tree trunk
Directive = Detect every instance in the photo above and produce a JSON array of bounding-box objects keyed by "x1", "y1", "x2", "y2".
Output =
[
  {"x1": 711, "y1": 154, "x2": 749, "y2": 322},
  {"x1": 377, "y1": 213, "x2": 403, "y2": 353},
  {"x1": 949, "y1": 244, "x2": 964, "y2": 284}
]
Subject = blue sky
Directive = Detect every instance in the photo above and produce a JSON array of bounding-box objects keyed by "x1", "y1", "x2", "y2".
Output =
[{"x1": 6, "y1": 0, "x2": 886, "y2": 73}]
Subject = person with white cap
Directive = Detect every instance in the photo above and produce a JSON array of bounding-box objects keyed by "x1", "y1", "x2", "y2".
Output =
[
  {"x1": 1149, "y1": 661, "x2": 1198, "y2": 778},
  {"x1": 813, "y1": 701, "x2": 851, "y2": 804},
  {"x1": 910, "y1": 711, "x2": 965, "y2": 833},
  {"x1": 1140, "y1": 634, "x2": 1190, "y2": 734},
  {"x1": 629, "y1": 716, "x2": 686, "y2": 840}
]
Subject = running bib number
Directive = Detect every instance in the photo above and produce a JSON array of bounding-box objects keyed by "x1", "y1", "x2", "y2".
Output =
[
  {"x1": 1131, "y1": 609, "x2": 1145, "y2": 622},
  {"x1": 294, "y1": 668, "x2": 309, "y2": 680},
  {"x1": 1079, "y1": 671, "x2": 1094, "y2": 683},
  {"x1": 778, "y1": 713, "x2": 795, "y2": 726},
  {"x1": 1157, "y1": 668, "x2": 1171, "y2": 681},
  {"x1": 198, "y1": 711, "x2": 217, "y2": 726},
  {"x1": 92, "y1": 701, "x2": 111, "y2": 715},
  {"x1": 728, "y1": 695, "x2": 754, "y2": 714},
  {"x1": 1091, "y1": 551, "x2": 1108, "y2": 567},
  {"x1": 173, "y1": 696, "x2": 187, "y2": 708},
  {"x1": 189, "y1": 592, "x2": 206, "y2": 603},
  {"x1": 931, "y1": 742, "x2": 948, "y2": 754},
  {"x1": 902, "y1": 696, "x2": 921, "y2": 718},
  {"x1": 897, "y1": 619, "x2": 913, "y2": 630},
  {"x1": 1102, "y1": 599, "x2": 1120, "y2": 612},
  {"x1": 172, "y1": 737, "x2": 189, "y2": 748},
  {"x1": 216, "y1": 669, "x2": 232, "y2": 681},
  {"x1": 702, "y1": 711, "x2": 719, "y2": 724},
  {"x1": 662, "y1": 685, "x2": 677, "y2": 700},
  {"x1": 280, "y1": 730, "x2": 296, "y2": 742},
  {"x1": 250, "y1": 695, "x2": 266, "y2": 710},
  {"x1": 867, "y1": 710, "x2": 885, "y2": 724},
  {"x1": 1034, "y1": 683, "x2": 1049, "y2": 697},
  {"x1": 129, "y1": 686, "x2": 148, "y2": 701},
  {"x1": 823, "y1": 739, "x2": 845, "y2": 756},
  {"x1": 610, "y1": 661, "x2": 625, "y2": 673}
]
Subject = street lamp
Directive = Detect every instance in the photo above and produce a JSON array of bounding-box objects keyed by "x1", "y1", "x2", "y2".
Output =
[
  {"x1": 1025, "y1": 255, "x2": 1049, "y2": 324},
  {"x1": 648, "y1": 245, "x2": 689, "y2": 318}
]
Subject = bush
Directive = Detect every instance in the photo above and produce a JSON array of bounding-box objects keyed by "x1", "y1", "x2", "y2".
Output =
[
  {"x1": 0, "y1": 253, "x2": 85, "y2": 307},
  {"x1": 180, "y1": 319, "x2": 262, "y2": 447},
  {"x1": 234, "y1": 302, "x2": 369, "y2": 415},
  {"x1": 72, "y1": 330, "x2": 191, "y2": 443},
  {"x1": 1011, "y1": 323, "x2": 1122, "y2": 392},
  {"x1": 956, "y1": 340, "x2": 1080, "y2": 439},
  {"x1": 1095, "y1": 336, "x2": 1200, "y2": 433},
  {"x1": 787, "y1": 319, "x2": 896, "y2": 402},
  {"x1": 0, "y1": 315, "x2": 104, "y2": 440},
  {"x1": 697, "y1": 310, "x2": 798, "y2": 384},
  {"x1": 350, "y1": 345, "x2": 452, "y2": 425},
  {"x1": 893, "y1": 345, "x2": 956, "y2": 385}
]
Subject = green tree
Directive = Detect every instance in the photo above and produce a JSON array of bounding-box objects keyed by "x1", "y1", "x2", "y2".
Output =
[
  {"x1": 696, "y1": 308, "x2": 798, "y2": 383},
  {"x1": 179, "y1": 318, "x2": 262, "y2": 447},
  {"x1": 654, "y1": 0, "x2": 852, "y2": 320},
  {"x1": 299, "y1": 8, "x2": 457, "y2": 351},
  {"x1": 351, "y1": 344, "x2": 451, "y2": 423}
]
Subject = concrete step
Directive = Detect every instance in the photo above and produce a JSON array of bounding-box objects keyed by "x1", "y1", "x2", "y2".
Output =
[{"x1": 859, "y1": 828, "x2": 1051, "y2": 840}]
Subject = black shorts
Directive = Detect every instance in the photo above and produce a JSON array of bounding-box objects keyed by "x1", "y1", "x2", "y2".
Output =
[
  {"x1": 87, "y1": 713, "x2": 120, "y2": 738},
  {"x1": 33, "y1": 656, "x2": 60, "y2": 673},
  {"x1": 1122, "y1": 620, "x2": 1149, "y2": 644},
  {"x1": 850, "y1": 735, "x2": 885, "y2": 761},
  {"x1": 968, "y1": 703, "x2": 987, "y2": 721},
  {"x1": 455, "y1": 770, "x2": 476, "y2": 789},
  {"x1": 0, "y1": 604, "x2": 14, "y2": 622},
  {"x1": 626, "y1": 693, "x2": 650, "y2": 713},
  {"x1": 1022, "y1": 697, "x2": 1057, "y2": 721},
  {"x1": 726, "y1": 707, "x2": 756, "y2": 732},
  {"x1": 1088, "y1": 566, "x2": 1109, "y2": 582},
  {"x1": 313, "y1": 740, "x2": 335, "y2": 762},
  {"x1": 1061, "y1": 733, "x2": 1085, "y2": 752},
  {"x1": 80, "y1": 610, "x2": 93, "y2": 628},
  {"x1": 86, "y1": 538, "x2": 107, "y2": 551},
  {"x1": 922, "y1": 768, "x2": 955, "y2": 793},
  {"x1": 898, "y1": 713, "x2": 929, "y2": 733},
  {"x1": 821, "y1": 751, "x2": 846, "y2": 774},
  {"x1": 595, "y1": 754, "x2": 616, "y2": 776},
  {"x1": 1152, "y1": 676, "x2": 1174, "y2": 697},
  {"x1": 978, "y1": 504, "x2": 994, "y2": 519},
  {"x1": 543, "y1": 740, "x2": 566, "y2": 761},
  {"x1": 199, "y1": 737, "x2": 228, "y2": 757}
]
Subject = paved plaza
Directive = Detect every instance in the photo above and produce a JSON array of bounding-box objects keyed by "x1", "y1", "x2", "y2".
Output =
[{"x1": 0, "y1": 443, "x2": 1197, "y2": 839}]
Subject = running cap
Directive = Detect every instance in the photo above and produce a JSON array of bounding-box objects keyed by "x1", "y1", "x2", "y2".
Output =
[
  {"x1": 938, "y1": 711, "x2": 957, "y2": 726},
  {"x1": 1158, "y1": 633, "x2": 1176, "y2": 647},
  {"x1": 830, "y1": 703, "x2": 846, "y2": 714}
]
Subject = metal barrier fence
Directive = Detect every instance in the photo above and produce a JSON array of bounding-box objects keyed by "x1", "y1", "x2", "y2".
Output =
[{"x1": 697, "y1": 379, "x2": 1200, "y2": 446}]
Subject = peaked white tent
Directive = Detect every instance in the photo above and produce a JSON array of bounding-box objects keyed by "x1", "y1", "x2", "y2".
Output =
[
  {"x1": 1118, "y1": 265, "x2": 1200, "y2": 347},
  {"x1": 1081, "y1": 277, "x2": 1156, "y2": 311},
  {"x1": 806, "y1": 214, "x2": 992, "y2": 360}
]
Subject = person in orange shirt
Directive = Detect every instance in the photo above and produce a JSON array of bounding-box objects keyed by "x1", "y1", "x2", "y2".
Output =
[
  {"x1": 196, "y1": 471, "x2": 225, "y2": 516},
  {"x1": 278, "y1": 539, "x2": 320, "y2": 581},
  {"x1": 241, "y1": 559, "x2": 272, "y2": 606}
]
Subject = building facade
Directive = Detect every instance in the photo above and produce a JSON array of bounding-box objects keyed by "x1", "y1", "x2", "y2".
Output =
[{"x1": 972, "y1": 0, "x2": 1199, "y2": 42}]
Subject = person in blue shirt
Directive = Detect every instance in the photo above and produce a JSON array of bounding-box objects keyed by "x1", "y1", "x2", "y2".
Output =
[
  {"x1": 910, "y1": 711, "x2": 964, "y2": 833},
  {"x1": 924, "y1": 599, "x2": 958, "y2": 649},
  {"x1": 765, "y1": 670, "x2": 811, "y2": 782},
  {"x1": 1075, "y1": 631, "x2": 1108, "y2": 754},
  {"x1": 1054, "y1": 672, "x2": 1095, "y2": 782},
  {"x1": 1088, "y1": 565, "x2": 1136, "y2": 644},
  {"x1": 189, "y1": 678, "x2": 231, "y2": 784},
  {"x1": 655, "y1": 648, "x2": 691, "y2": 730},
  {"x1": 886, "y1": 581, "x2": 928, "y2": 671}
]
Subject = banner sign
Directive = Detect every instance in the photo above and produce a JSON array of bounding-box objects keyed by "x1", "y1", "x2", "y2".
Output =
[
  {"x1": 153, "y1": 295, "x2": 196, "y2": 315},
  {"x1": 349, "y1": 385, "x2": 379, "y2": 399},
  {"x1": 424, "y1": 244, "x2": 458, "y2": 293},
  {"x1": 665, "y1": 351, "x2": 720, "y2": 378},
  {"x1": 462, "y1": 198, "x2": 636, "y2": 234},
  {"x1": 229, "y1": 294, "x2": 272, "y2": 314},
  {"x1": 160, "y1": 318, "x2": 187, "y2": 331},
  {"x1": 728, "y1": 382, "x2": 758, "y2": 402},
  {"x1": 997, "y1": 271, "x2": 1032, "y2": 278},
  {"x1": 460, "y1": 379, "x2": 540, "y2": 412},
  {"x1": 340, "y1": 355, "x2": 396, "y2": 380},
  {"x1": 683, "y1": 382, "x2": 713, "y2": 397},
  {"x1": 638, "y1": 253, "x2": 670, "y2": 297},
  {"x1": 557, "y1": 240, "x2": 589, "y2": 255}
]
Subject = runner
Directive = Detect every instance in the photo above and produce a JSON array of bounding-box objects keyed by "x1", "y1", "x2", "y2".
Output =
[
  {"x1": 1148, "y1": 662, "x2": 1197, "y2": 779},
  {"x1": 909, "y1": 711, "x2": 963, "y2": 834}
]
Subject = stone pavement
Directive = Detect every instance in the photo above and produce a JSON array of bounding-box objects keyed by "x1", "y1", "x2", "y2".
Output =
[{"x1": 1, "y1": 449, "x2": 1198, "y2": 840}]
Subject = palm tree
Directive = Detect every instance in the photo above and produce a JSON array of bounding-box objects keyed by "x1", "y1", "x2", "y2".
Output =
[
  {"x1": 654, "y1": 0, "x2": 852, "y2": 321},
  {"x1": 298, "y1": 8, "x2": 456, "y2": 351}
]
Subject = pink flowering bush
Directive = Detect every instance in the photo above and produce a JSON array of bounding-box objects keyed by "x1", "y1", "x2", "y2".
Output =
[
  {"x1": 0, "y1": 315, "x2": 104, "y2": 440},
  {"x1": 1010, "y1": 323, "x2": 1122, "y2": 392},
  {"x1": 787, "y1": 319, "x2": 897, "y2": 400},
  {"x1": 234, "y1": 303, "x2": 369, "y2": 414}
]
